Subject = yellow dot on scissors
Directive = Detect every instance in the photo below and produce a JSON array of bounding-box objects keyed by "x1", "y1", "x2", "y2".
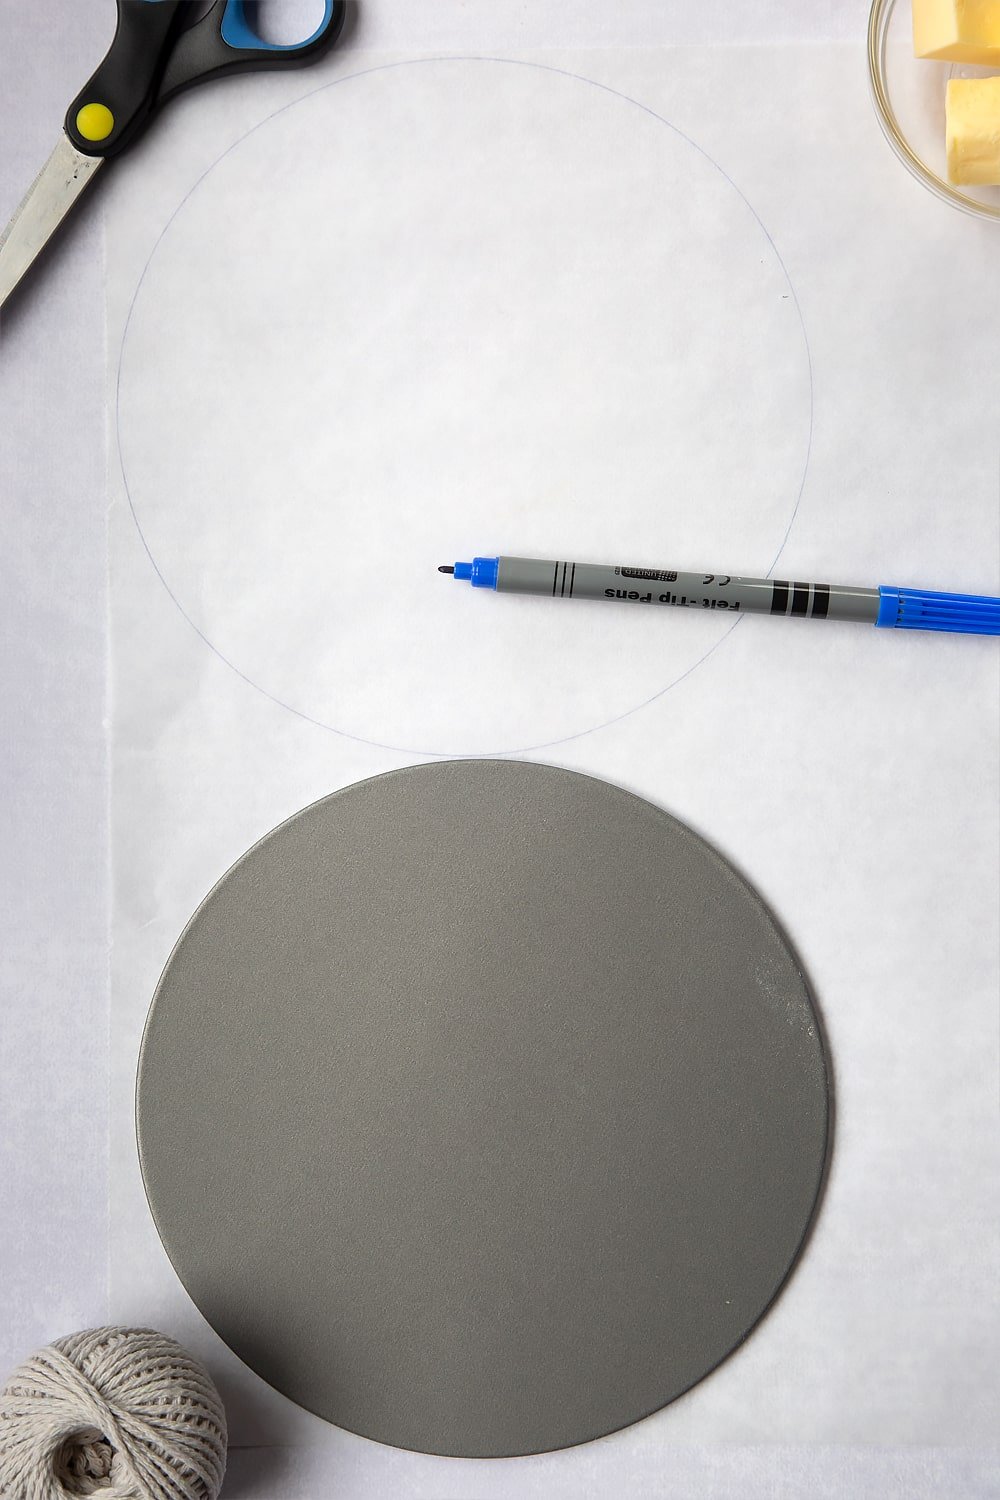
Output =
[{"x1": 76, "y1": 102, "x2": 115, "y2": 143}]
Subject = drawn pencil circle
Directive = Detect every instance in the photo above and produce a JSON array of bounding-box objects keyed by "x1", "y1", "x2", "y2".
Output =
[{"x1": 117, "y1": 57, "x2": 813, "y2": 755}]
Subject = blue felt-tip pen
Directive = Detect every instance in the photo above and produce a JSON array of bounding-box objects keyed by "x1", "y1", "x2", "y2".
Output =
[{"x1": 438, "y1": 556, "x2": 1000, "y2": 636}]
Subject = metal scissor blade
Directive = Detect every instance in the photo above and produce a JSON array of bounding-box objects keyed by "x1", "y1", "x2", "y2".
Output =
[{"x1": 0, "y1": 134, "x2": 104, "y2": 312}]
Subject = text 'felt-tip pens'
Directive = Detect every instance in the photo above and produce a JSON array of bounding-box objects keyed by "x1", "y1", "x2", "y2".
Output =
[{"x1": 438, "y1": 557, "x2": 1000, "y2": 636}]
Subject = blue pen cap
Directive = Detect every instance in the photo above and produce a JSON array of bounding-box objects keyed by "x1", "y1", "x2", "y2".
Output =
[{"x1": 877, "y1": 585, "x2": 1000, "y2": 635}]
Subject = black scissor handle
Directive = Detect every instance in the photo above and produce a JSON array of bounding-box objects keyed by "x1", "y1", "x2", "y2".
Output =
[
  {"x1": 66, "y1": 0, "x2": 346, "y2": 160},
  {"x1": 66, "y1": 0, "x2": 186, "y2": 158},
  {"x1": 157, "y1": 0, "x2": 346, "y2": 110}
]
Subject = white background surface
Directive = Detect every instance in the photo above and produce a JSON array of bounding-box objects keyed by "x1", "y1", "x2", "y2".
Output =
[{"x1": 2, "y1": 3, "x2": 999, "y2": 1498}]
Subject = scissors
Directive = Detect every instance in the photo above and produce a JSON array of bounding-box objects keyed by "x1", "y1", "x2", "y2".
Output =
[{"x1": 0, "y1": 0, "x2": 346, "y2": 311}]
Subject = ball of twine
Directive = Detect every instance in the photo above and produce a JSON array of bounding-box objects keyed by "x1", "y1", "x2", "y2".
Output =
[{"x1": 0, "y1": 1327, "x2": 227, "y2": 1500}]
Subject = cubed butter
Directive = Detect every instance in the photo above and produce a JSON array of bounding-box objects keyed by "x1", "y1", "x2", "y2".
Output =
[
  {"x1": 913, "y1": 0, "x2": 1000, "y2": 64},
  {"x1": 946, "y1": 76, "x2": 1000, "y2": 183}
]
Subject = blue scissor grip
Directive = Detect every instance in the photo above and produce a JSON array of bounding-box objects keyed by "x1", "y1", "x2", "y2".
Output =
[{"x1": 221, "y1": 0, "x2": 338, "y2": 52}]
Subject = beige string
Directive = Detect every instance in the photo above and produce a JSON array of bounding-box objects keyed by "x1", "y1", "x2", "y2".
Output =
[{"x1": 0, "y1": 1328, "x2": 226, "y2": 1500}]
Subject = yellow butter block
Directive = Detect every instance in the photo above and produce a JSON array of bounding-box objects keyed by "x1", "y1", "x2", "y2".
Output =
[
  {"x1": 946, "y1": 76, "x2": 1000, "y2": 182},
  {"x1": 913, "y1": 0, "x2": 1000, "y2": 63}
]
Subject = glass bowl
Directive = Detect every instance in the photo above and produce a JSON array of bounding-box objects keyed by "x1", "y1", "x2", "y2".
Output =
[{"x1": 868, "y1": 0, "x2": 1000, "y2": 221}]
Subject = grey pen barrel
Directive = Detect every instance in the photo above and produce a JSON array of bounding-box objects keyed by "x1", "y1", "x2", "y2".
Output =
[{"x1": 495, "y1": 557, "x2": 880, "y2": 624}]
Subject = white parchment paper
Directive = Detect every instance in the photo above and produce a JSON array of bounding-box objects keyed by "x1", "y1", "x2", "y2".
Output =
[{"x1": 105, "y1": 41, "x2": 999, "y2": 1497}]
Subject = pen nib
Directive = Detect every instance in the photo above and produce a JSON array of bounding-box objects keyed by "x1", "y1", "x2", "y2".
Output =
[{"x1": 438, "y1": 564, "x2": 454, "y2": 574}]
